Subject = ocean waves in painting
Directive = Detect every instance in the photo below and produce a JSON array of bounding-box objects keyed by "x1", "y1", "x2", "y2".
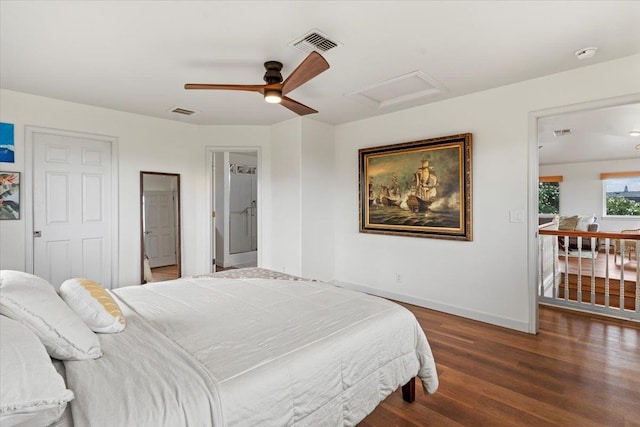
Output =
[{"x1": 369, "y1": 205, "x2": 460, "y2": 228}]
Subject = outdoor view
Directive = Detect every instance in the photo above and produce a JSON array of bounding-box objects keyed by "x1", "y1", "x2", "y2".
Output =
[
  {"x1": 538, "y1": 177, "x2": 640, "y2": 217},
  {"x1": 538, "y1": 182, "x2": 559, "y2": 214},
  {"x1": 605, "y1": 177, "x2": 640, "y2": 216}
]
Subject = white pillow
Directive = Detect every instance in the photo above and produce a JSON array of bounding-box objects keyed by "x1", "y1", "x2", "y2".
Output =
[
  {"x1": 0, "y1": 270, "x2": 102, "y2": 360},
  {"x1": 575, "y1": 214, "x2": 596, "y2": 232},
  {"x1": 0, "y1": 316, "x2": 75, "y2": 427},
  {"x1": 60, "y1": 278, "x2": 126, "y2": 333}
]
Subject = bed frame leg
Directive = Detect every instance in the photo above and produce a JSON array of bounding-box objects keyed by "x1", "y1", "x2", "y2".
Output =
[{"x1": 402, "y1": 377, "x2": 416, "y2": 403}]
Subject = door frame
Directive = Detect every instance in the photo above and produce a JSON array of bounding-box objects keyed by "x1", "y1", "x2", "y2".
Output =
[
  {"x1": 205, "y1": 146, "x2": 262, "y2": 272},
  {"x1": 25, "y1": 126, "x2": 120, "y2": 286},
  {"x1": 527, "y1": 93, "x2": 640, "y2": 333}
]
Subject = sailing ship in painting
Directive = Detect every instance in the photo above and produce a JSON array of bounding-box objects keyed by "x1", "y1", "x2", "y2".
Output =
[
  {"x1": 370, "y1": 159, "x2": 438, "y2": 212},
  {"x1": 407, "y1": 159, "x2": 437, "y2": 212}
]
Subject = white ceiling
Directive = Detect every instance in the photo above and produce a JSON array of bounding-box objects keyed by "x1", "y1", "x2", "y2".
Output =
[
  {"x1": 1, "y1": 1, "x2": 639, "y2": 165},
  {"x1": 2, "y1": 1, "x2": 640, "y2": 128},
  {"x1": 538, "y1": 103, "x2": 640, "y2": 165}
]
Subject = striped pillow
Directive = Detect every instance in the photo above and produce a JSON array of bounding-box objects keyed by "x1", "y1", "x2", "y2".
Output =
[{"x1": 60, "y1": 279, "x2": 125, "y2": 333}]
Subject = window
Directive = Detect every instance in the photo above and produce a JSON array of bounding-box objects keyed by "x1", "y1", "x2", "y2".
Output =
[
  {"x1": 601, "y1": 172, "x2": 640, "y2": 217},
  {"x1": 539, "y1": 176, "x2": 561, "y2": 214}
]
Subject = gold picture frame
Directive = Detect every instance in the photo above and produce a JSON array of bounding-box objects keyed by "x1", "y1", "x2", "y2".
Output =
[{"x1": 359, "y1": 133, "x2": 472, "y2": 241}]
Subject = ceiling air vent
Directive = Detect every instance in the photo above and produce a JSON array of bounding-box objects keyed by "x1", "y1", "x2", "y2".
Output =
[
  {"x1": 168, "y1": 106, "x2": 198, "y2": 116},
  {"x1": 289, "y1": 30, "x2": 341, "y2": 54},
  {"x1": 553, "y1": 129, "x2": 572, "y2": 137}
]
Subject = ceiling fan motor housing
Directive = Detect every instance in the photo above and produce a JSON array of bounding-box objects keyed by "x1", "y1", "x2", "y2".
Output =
[
  {"x1": 263, "y1": 61, "x2": 283, "y2": 84},
  {"x1": 185, "y1": 52, "x2": 329, "y2": 116}
]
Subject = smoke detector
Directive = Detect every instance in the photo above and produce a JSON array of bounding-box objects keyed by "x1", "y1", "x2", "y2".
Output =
[{"x1": 575, "y1": 47, "x2": 597, "y2": 60}]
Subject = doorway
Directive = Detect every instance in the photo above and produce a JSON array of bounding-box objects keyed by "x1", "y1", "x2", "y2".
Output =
[
  {"x1": 210, "y1": 149, "x2": 260, "y2": 271},
  {"x1": 229, "y1": 158, "x2": 258, "y2": 255},
  {"x1": 528, "y1": 94, "x2": 640, "y2": 332}
]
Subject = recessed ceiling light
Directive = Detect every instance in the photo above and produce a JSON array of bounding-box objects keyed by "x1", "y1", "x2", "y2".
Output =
[
  {"x1": 574, "y1": 47, "x2": 597, "y2": 60},
  {"x1": 630, "y1": 130, "x2": 640, "y2": 137}
]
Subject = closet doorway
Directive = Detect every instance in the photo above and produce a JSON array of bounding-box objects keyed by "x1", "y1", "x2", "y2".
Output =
[{"x1": 211, "y1": 150, "x2": 260, "y2": 270}]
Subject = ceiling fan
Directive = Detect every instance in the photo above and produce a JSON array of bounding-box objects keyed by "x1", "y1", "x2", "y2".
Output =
[{"x1": 184, "y1": 51, "x2": 330, "y2": 116}]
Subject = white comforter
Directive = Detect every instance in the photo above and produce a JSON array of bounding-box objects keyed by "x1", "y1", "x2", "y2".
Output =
[{"x1": 64, "y1": 277, "x2": 438, "y2": 426}]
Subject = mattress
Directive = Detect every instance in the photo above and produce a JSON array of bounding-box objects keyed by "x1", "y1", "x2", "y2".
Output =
[{"x1": 63, "y1": 275, "x2": 438, "y2": 426}]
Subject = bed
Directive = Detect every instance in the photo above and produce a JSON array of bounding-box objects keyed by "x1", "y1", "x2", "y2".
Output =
[{"x1": 0, "y1": 269, "x2": 438, "y2": 427}]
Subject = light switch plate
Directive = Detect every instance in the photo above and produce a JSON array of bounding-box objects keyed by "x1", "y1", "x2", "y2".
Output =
[{"x1": 510, "y1": 210, "x2": 525, "y2": 223}]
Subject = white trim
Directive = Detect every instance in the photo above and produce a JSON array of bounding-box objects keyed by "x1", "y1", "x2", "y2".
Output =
[
  {"x1": 205, "y1": 146, "x2": 262, "y2": 273},
  {"x1": 24, "y1": 126, "x2": 119, "y2": 287},
  {"x1": 527, "y1": 111, "x2": 540, "y2": 334},
  {"x1": 527, "y1": 92, "x2": 640, "y2": 334},
  {"x1": 331, "y1": 280, "x2": 530, "y2": 333},
  {"x1": 601, "y1": 175, "x2": 640, "y2": 219}
]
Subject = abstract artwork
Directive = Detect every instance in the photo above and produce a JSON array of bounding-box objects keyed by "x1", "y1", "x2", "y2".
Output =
[
  {"x1": 0, "y1": 123, "x2": 15, "y2": 163},
  {"x1": 0, "y1": 171, "x2": 20, "y2": 220}
]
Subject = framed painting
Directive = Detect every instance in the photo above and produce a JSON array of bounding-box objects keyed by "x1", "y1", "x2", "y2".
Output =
[
  {"x1": 0, "y1": 171, "x2": 20, "y2": 220},
  {"x1": 359, "y1": 133, "x2": 472, "y2": 241},
  {"x1": 0, "y1": 122, "x2": 15, "y2": 163}
]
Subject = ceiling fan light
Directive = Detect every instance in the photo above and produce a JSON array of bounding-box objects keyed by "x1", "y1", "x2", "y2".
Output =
[{"x1": 264, "y1": 89, "x2": 282, "y2": 104}]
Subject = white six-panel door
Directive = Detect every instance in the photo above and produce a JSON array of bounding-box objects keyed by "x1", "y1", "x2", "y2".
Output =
[
  {"x1": 32, "y1": 132, "x2": 112, "y2": 288},
  {"x1": 143, "y1": 190, "x2": 176, "y2": 268}
]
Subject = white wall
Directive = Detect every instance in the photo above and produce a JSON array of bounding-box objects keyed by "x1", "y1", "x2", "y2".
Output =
[
  {"x1": 333, "y1": 54, "x2": 640, "y2": 332},
  {"x1": 0, "y1": 89, "x2": 271, "y2": 286},
  {"x1": 269, "y1": 118, "x2": 302, "y2": 275},
  {"x1": 267, "y1": 117, "x2": 335, "y2": 280},
  {"x1": 540, "y1": 158, "x2": 640, "y2": 231},
  {"x1": 301, "y1": 119, "x2": 334, "y2": 282}
]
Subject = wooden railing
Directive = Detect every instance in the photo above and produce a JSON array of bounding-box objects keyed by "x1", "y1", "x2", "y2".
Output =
[{"x1": 538, "y1": 228, "x2": 639, "y2": 321}]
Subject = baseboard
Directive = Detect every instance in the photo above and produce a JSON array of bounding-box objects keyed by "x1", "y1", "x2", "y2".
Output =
[
  {"x1": 330, "y1": 280, "x2": 531, "y2": 333},
  {"x1": 224, "y1": 251, "x2": 257, "y2": 268}
]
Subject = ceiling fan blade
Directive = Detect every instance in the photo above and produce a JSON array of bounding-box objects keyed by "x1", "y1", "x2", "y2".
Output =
[
  {"x1": 280, "y1": 96, "x2": 318, "y2": 116},
  {"x1": 281, "y1": 51, "x2": 330, "y2": 95},
  {"x1": 184, "y1": 83, "x2": 266, "y2": 93}
]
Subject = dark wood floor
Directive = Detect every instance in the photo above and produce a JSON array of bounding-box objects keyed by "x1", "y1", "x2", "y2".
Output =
[
  {"x1": 149, "y1": 264, "x2": 179, "y2": 282},
  {"x1": 359, "y1": 304, "x2": 640, "y2": 427}
]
